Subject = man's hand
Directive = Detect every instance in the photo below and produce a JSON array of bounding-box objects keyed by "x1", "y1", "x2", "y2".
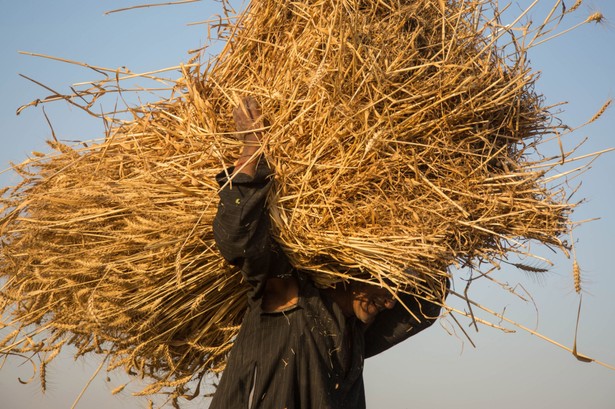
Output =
[
  {"x1": 232, "y1": 96, "x2": 264, "y2": 176},
  {"x1": 233, "y1": 96, "x2": 263, "y2": 137}
]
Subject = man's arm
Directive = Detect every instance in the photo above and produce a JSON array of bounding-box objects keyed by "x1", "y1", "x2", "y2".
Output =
[
  {"x1": 212, "y1": 97, "x2": 295, "y2": 303},
  {"x1": 231, "y1": 95, "x2": 263, "y2": 178},
  {"x1": 363, "y1": 276, "x2": 448, "y2": 358},
  {"x1": 363, "y1": 292, "x2": 443, "y2": 358}
]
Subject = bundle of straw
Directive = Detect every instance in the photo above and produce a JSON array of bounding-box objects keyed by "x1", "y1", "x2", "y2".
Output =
[{"x1": 0, "y1": 0, "x2": 607, "y2": 403}]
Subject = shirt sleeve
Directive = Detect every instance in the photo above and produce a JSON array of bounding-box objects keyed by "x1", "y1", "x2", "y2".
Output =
[
  {"x1": 212, "y1": 159, "x2": 293, "y2": 301},
  {"x1": 363, "y1": 281, "x2": 448, "y2": 358}
]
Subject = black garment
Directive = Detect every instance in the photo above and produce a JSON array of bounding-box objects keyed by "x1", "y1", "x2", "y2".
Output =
[{"x1": 211, "y1": 160, "x2": 441, "y2": 409}]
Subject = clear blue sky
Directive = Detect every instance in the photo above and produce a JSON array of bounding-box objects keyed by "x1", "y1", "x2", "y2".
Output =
[{"x1": 1, "y1": 1, "x2": 614, "y2": 408}]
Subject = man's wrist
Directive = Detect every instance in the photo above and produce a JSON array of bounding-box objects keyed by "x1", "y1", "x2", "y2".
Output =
[
  {"x1": 241, "y1": 144, "x2": 260, "y2": 155},
  {"x1": 242, "y1": 130, "x2": 261, "y2": 142}
]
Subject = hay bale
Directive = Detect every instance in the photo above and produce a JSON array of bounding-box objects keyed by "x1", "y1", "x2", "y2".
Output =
[{"x1": 0, "y1": 0, "x2": 603, "y2": 402}]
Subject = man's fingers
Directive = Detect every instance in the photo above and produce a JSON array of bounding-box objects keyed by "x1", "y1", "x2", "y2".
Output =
[
  {"x1": 241, "y1": 98, "x2": 254, "y2": 120},
  {"x1": 233, "y1": 96, "x2": 263, "y2": 132},
  {"x1": 233, "y1": 101, "x2": 249, "y2": 123}
]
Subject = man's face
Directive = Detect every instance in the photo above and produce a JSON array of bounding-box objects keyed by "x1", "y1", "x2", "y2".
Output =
[{"x1": 351, "y1": 283, "x2": 396, "y2": 324}]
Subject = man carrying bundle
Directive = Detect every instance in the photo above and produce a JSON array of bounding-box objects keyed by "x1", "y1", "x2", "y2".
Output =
[{"x1": 210, "y1": 96, "x2": 446, "y2": 409}]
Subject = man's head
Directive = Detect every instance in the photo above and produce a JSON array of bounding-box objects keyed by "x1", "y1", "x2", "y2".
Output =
[{"x1": 349, "y1": 282, "x2": 396, "y2": 325}]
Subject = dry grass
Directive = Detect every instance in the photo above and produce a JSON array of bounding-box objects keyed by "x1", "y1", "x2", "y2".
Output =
[{"x1": 0, "y1": 0, "x2": 610, "y2": 404}]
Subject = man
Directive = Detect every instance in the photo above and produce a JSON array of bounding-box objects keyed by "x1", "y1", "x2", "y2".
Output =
[{"x1": 210, "y1": 96, "x2": 445, "y2": 409}]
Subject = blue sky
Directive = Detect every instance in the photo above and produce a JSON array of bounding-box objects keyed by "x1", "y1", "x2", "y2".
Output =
[{"x1": 1, "y1": 1, "x2": 614, "y2": 408}]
